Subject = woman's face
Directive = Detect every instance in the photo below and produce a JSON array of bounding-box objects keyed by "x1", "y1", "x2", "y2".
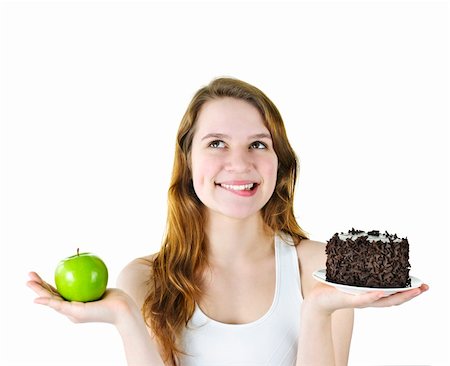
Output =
[{"x1": 190, "y1": 97, "x2": 278, "y2": 220}]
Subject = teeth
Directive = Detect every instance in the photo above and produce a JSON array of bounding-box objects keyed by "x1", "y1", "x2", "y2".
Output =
[{"x1": 220, "y1": 183, "x2": 255, "y2": 191}]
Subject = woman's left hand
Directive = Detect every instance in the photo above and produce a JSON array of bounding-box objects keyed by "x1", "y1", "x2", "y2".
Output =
[{"x1": 306, "y1": 282, "x2": 429, "y2": 314}]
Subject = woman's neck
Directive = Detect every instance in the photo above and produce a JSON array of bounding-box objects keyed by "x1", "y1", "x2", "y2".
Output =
[{"x1": 204, "y1": 211, "x2": 274, "y2": 265}]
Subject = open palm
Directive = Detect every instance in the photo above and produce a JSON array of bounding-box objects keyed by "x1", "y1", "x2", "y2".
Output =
[
  {"x1": 308, "y1": 281, "x2": 429, "y2": 313},
  {"x1": 27, "y1": 271, "x2": 136, "y2": 325}
]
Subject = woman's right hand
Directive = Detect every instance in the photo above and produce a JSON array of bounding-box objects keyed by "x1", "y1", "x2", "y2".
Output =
[
  {"x1": 28, "y1": 271, "x2": 166, "y2": 366},
  {"x1": 27, "y1": 271, "x2": 137, "y2": 326}
]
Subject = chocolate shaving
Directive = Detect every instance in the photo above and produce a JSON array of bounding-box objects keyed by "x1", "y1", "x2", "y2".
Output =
[{"x1": 326, "y1": 229, "x2": 411, "y2": 288}]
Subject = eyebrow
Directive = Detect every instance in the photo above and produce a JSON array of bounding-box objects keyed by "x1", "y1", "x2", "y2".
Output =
[{"x1": 201, "y1": 133, "x2": 272, "y2": 141}]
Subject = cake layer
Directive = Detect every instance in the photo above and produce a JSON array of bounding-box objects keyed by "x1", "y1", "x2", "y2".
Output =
[{"x1": 325, "y1": 228, "x2": 411, "y2": 288}]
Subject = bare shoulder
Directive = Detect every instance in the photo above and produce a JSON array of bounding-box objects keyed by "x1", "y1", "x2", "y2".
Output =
[
  {"x1": 295, "y1": 239, "x2": 327, "y2": 297},
  {"x1": 116, "y1": 254, "x2": 156, "y2": 309},
  {"x1": 296, "y1": 239, "x2": 327, "y2": 271}
]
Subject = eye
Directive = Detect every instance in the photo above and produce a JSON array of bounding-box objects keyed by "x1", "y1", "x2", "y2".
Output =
[
  {"x1": 209, "y1": 140, "x2": 226, "y2": 149},
  {"x1": 250, "y1": 141, "x2": 267, "y2": 149}
]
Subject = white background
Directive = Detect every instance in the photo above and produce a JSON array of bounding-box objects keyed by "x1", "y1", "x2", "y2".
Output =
[{"x1": 1, "y1": 0, "x2": 449, "y2": 365}]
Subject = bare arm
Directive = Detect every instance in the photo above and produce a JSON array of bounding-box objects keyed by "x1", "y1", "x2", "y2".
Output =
[
  {"x1": 297, "y1": 240, "x2": 354, "y2": 365},
  {"x1": 27, "y1": 258, "x2": 164, "y2": 366},
  {"x1": 114, "y1": 295, "x2": 164, "y2": 366},
  {"x1": 116, "y1": 256, "x2": 165, "y2": 366},
  {"x1": 296, "y1": 240, "x2": 428, "y2": 366},
  {"x1": 297, "y1": 282, "x2": 427, "y2": 366}
]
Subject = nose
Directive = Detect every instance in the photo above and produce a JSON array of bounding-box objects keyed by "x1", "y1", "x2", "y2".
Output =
[{"x1": 224, "y1": 149, "x2": 253, "y2": 173}]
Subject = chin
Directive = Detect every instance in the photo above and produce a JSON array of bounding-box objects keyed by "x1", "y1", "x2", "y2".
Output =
[{"x1": 209, "y1": 207, "x2": 263, "y2": 221}]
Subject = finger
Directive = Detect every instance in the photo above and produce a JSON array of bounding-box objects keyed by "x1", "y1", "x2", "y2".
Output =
[
  {"x1": 27, "y1": 279, "x2": 60, "y2": 298},
  {"x1": 41, "y1": 281, "x2": 59, "y2": 296},
  {"x1": 27, "y1": 272, "x2": 59, "y2": 296},
  {"x1": 27, "y1": 280, "x2": 49, "y2": 297},
  {"x1": 34, "y1": 296, "x2": 77, "y2": 316},
  {"x1": 40, "y1": 298, "x2": 89, "y2": 323},
  {"x1": 34, "y1": 296, "x2": 72, "y2": 317},
  {"x1": 378, "y1": 289, "x2": 422, "y2": 307},
  {"x1": 365, "y1": 288, "x2": 423, "y2": 308},
  {"x1": 28, "y1": 271, "x2": 46, "y2": 283}
]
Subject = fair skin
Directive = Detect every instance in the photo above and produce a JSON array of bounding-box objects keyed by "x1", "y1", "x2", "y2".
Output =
[{"x1": 27, "y1": 97, "x2": 429, "y2": 366}]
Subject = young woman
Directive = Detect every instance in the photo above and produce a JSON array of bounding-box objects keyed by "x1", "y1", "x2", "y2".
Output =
[{"x1": 28, "y1": 77, "x2": 428, "y2": 366}]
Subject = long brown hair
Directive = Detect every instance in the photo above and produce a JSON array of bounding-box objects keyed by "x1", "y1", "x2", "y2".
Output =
[{"x1": 143, "y1": 77, "x2": 308, "y2": 364}]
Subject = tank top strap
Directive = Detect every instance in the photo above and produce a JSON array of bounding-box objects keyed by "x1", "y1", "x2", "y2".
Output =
[{"x1": 275, "y1": 233, "x2": 302, "y2": 299}]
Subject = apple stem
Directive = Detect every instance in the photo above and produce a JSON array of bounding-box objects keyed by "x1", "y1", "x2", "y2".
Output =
[{"x1": 77, "y1": 248, "x2": 79, "y2": 256}]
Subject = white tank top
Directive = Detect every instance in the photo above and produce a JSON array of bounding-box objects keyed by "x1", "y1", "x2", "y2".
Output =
[{"x1": 179, "y1": 234, "x2": 302, "y2": 366}]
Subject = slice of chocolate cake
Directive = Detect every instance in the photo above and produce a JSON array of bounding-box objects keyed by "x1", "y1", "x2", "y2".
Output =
[{"x1": 325, "y1": 228, "x2": 411, "y2": 288}]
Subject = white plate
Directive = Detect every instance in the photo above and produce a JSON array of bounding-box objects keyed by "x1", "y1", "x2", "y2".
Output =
[{"x1": 312, "y1": 269, "x2": 423, "y2": 296}]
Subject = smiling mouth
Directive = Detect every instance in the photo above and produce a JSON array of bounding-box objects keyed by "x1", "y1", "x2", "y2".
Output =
[{"x1": 216, "y1": 183, "x2": 258, "y2": 191}]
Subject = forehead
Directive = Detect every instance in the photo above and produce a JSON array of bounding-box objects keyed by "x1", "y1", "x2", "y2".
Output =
[{"x1": 195, "y1": 97, "x2": 269, "y2": 135}]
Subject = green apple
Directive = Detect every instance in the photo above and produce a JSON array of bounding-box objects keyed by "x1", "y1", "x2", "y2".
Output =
[{"x1": 54, "y1": 249, "x2": 108, "y2": 302}]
